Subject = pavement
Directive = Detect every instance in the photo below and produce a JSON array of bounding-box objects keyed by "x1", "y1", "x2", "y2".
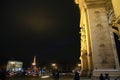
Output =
[
  {"x1": 7, "y1": 76, "x2": 91, "y2": 80},
  {"x1": 7, "y1": 75, "x2": 120, "y2": 80}
]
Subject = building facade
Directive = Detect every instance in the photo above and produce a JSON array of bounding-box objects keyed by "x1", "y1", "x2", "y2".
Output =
[
  {"x1": 6, "y1": 61, "x2": 23, "y2": 72},
  {"x1": 75, "y1": 0, "x2": 120, "y2": 79}
]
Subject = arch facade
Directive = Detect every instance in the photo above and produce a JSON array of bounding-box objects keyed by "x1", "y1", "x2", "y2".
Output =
[{"x1": 75, "y1": 0, "x2": 120, "y2": 79}]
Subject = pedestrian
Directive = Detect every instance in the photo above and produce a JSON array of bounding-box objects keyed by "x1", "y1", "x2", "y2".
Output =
[
  {"x1": 74, "y1": 71, "x2": 80, "y2": 80},
  {"x1": 99, "y1": 73, "x2": 105, "y2": 80},
  {"x1": 55, "y1": 70, "x2": 59, "y2": 80},
  {"x1": 89, "y1": 72, "x2": 92, "y2": 79},
  {"x1": 104, "y1": 74, "x2": 110, "y2": 80},
  {"x1": 0, "y1": 67, "x2": 7, "y2": 80},
  {"x1": 52, "y1": 70, "x2": 56, "y2": 79},
  {"x1": 52, "y1": 69, "x2": 59, "y2": 80}
]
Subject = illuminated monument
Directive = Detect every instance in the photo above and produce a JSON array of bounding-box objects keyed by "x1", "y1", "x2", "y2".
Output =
[
  {"x1": 75, "y1": 0, "x2": 120, "y2": 79},
  {"x1": 32, "y1": 56, "x2": 37, "y2": 70}
]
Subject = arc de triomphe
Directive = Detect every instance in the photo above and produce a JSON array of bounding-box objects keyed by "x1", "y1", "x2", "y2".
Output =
[{"x1": 75, "y1": 0, "x2": 120, "y2": 79}]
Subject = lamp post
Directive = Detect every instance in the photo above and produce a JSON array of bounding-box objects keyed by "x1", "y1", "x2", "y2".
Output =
[
  {"x1": 51, "y1": 63, "x2": 58, "y2": 71},
  {"x1": 77, "y1": 64, "x2": 81, "y2": 67},
  {"x1": 52, "y1": 63, "x2": 57, "y2": 70},
  {"x1": 52, "y1": 63, "x2": 56, "y2": 67},
  {"x1": 77, "y1": 64, "x2": 81, "y2": 73}
]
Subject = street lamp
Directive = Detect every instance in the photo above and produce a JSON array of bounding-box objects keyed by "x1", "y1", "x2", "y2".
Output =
[
  {"x1": 77, "y1": 64, "x2": 81, "y2": 72},
  {"x1": 77, "y1": 64, "x2": 81, "y2": 67},
  {"x1": 51, "y1": 63, "x2": 58, "y2": 70},
  {"x1": 52, "y1": 63, "x2": 56, "y2": 67}
]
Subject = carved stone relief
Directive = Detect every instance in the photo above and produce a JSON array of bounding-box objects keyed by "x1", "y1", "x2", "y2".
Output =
[{"x1": 81, "y1": 25, "x2": 87, "y2": 51}]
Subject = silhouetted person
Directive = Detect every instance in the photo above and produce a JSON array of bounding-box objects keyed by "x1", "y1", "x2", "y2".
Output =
[
  {"x1": 74, "y1": 71, "x2": 80, "y2": 80},
  {"x1": 52, "y1": 69, "x2": 59, "y2": 80},
  {"x1": 89, "y1": 72, "x2": 92, "y2": 79},
  {"x1": 104, "y1": 74, "x2": 110, "y2": 80},
  {"x1": 0, "y1": 67, "x2": 6, "y2": 80},
  {"x1": 52, "y1": 70, "x2": 56, "y2": 79},
  {"x1": 55, "y1": 71, "x2": 59, "y2": 80},
  {"x1": 99, "y1": 74, "x2": 105, "y2": 80}
]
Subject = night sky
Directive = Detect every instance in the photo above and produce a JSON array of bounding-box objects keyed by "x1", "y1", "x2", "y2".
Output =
[{"x1": 0, "y1": 0, "x2": 80, "y2": 68}]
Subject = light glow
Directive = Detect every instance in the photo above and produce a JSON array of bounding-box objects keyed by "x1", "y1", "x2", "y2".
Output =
[
  {"x1": 41, "y1": 75, "x2": 50, "y2": 78},
  {"x1": 10, "y1": 62, "x2": 15, "y2": 64},
  {"x1": 52, "y1": 63, "x2": 56, "y2": 67},
  {"x1": 78, "y1": 64, "x2": 81, "y2": 67}
]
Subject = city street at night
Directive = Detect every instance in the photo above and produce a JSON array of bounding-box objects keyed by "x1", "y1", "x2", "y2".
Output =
[
  {"x1": 7, "y1": 75, "x2": 91, "y2": 80},
  {"x1": 1, "y1": 0, "x2": 120, "y2": 80}
]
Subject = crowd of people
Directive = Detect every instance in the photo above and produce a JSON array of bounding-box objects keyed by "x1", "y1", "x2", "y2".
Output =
[
  {"x1": 1, "y1": 66, "x2": 119, "y2": 80},
  {"x1": 52, "y1": 69, "x2": 80, "y2": 80},
  {"x1": 0, "y1": 66, "x2": 81, "y2": 80},
  {"x1": 99, "y1": 73, "x2": 110, "y2": 80}
]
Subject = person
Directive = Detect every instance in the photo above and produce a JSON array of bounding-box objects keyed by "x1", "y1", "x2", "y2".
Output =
[
  {"x1": 89, "y1": 72, "x2": 92, "y2": 79},
  {"x1": 0, "y1": 67, "x2": 7, "y2": 80},
  {"x1": 104, "y1": 74, "x2": 110, "y2": 80},
  {"x1": 54, "y1": 70, "x2": 59, "y2": 80},
  {"x1": 52, "y1": 69, "x2": 59, "y2": 80},
  {"x1": 52, "y1": 70, "x2": 56, "y2": 79},
  {"x1": 99, "y1": 73, "x2": 105, "y2": 80},
  {"x1": 74, "y1": 71, "x2": 80, "y2": 80}
]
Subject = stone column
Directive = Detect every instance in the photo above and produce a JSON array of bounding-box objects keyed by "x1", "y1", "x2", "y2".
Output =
[
  {"x1": 80, "y1": 27, "x2": 89, "y2": 76},
  {"x1": 75, "y1": 0, "x2": 120, "y2": 78},
  {"x1": 75, "y1": 0, "x2": 94, "y2": 76},
  {"x1": 84, "y1": 1, "x2": 120, "y2": 79},
  {"x1": 80, "y1": 50, "x2": 88, "y2": 76},
  {"x1": 84, "y1": 7, "x2": 94, "y2": 75}
]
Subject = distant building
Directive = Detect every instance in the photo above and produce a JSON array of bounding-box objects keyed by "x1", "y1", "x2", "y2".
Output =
[{"x1": 6, "y1": 60, "x2": 23, "y2": 72}]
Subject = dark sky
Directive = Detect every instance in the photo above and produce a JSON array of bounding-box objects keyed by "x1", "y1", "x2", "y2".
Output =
[{"x1": 0, "y1": 0, "x2": 80, "y2": 68}]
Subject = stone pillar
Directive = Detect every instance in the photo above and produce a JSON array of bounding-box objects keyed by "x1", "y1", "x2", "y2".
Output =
[
  {"x1": 111, "y1": 0, "x2": 120, "y2": 40},
  {"x1": 75, "y1": 0, "x2": 94, "y2": 76},
  {"x1": 84, "y1": 6, "x2": 94, "y2": 76},
  {"x1": 80, "y1": 50, "x2": 88, "y2": 76},
  {"x1": 87, "y1": 53, "x2": 93, "y2": 76},
  {"x1": 84, "y1": 1, "x2": 120, "y2": 79},
  {"x1": 75, "y1": 0, "x2": 120, "y2": 79},
  {"x1": 112, "y1": 0, "x2": 120, "y2": 18},
  {"x1": 80, "y1": 27, "x2": 89, "y2": 76}
]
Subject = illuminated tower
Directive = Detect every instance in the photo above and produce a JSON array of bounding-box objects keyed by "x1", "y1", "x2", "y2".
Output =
[
  {"x1": 32, "y1": 56, "x2": 37, "y2": 70},
  {"x1": 32, "y1": 56, "x2": 36, "y2": 66}
]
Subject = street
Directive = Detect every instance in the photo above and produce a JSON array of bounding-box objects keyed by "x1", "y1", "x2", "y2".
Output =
[
  {"x1": 7, "y1": 75, "x2": 119, "y2": 80},
  {"x1": 7, "y1": 75, "x2": 91, "y2": 80}
]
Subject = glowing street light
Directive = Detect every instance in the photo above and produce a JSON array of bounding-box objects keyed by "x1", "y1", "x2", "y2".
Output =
[
  {"x1": 76, "y1": 63, "x2": 81, "y2": 72},
  {"x1": 51, "y1": 63, "x2": 58, "y2": 69},
  {"x1": 52, "y1": 63, "x2": 56, "y2": 67},
  {"x1": 77, "y1": 64, "x2": 81, "y2": 67}
]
